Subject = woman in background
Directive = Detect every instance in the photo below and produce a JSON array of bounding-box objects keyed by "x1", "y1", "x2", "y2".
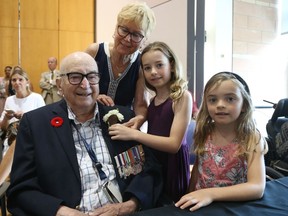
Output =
[{"x1": 0, "y1": 67, "x2": 45, "y2": 154}]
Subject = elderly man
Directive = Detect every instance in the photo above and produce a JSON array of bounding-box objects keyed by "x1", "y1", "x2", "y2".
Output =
[
  {"x1": 39, "y1": 57, "x2": 62, "y2": 104},
  {"x1": 7, "y1": 52, "x2": 162, "y2": 216}
]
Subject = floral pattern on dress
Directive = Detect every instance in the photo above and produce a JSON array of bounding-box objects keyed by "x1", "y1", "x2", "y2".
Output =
[{"x1": 195, "y1": 138, "x2": 247, "y2": 190}]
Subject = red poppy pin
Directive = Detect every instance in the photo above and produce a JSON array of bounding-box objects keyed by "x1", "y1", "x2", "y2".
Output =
[{"x1": 50, "y1": 117, "x2": 64, "y2": 127}]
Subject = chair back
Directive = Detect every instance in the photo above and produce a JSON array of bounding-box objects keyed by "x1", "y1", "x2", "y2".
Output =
[
  {"x1": 0, "y1": 140, "x2": 15, "y2": 216},
  {"x1": 271, "y1": 98, "x2": 288, "y2": 123},
  {"x1": 266, "y1": 98, "x2": 288, "y2": 139},
  {"x1": 0, "y1": 140, "x2": 15, "y2": 185}
]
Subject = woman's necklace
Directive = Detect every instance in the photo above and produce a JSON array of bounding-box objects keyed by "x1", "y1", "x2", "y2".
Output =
[
  {"x1": 110, "y1": 49, "x2": 130, "y2": 78},
  {"x1": 111, "y1": 58, "x2": 128, "y2": 78}
]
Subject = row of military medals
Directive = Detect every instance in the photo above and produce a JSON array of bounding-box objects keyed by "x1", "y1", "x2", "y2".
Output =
[{"x1": 114, "y1": 145, "x2": 145, "y2": 179}]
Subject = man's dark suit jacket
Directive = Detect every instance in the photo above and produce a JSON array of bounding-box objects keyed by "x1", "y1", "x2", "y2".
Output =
[{"x1": 7, "y1": 100, "x2": 163, "y2": 216}]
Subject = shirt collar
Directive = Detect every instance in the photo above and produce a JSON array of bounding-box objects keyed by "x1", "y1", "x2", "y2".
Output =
[{"x1": 67, "y1": 104, "x2": 99, "y2": 125}]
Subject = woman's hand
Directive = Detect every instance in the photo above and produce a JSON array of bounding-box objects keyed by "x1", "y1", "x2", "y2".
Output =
[
  {"x1": 4, "y1": 110, "x2": 15, "y2": 120},
  {"x1": 14, "y1": 111, "x2": 24, "y2": 119},
  {"x1": 97, "y1": 94, "x2": 115, "y2": 106}
]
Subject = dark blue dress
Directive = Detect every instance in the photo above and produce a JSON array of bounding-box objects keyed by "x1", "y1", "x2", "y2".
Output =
[
  {"x1": 147, "y1": 98, "x2": 190, "y2": 202},
  {"x1": 95, "y1": 43, "x2": 141, "y2": 107}
]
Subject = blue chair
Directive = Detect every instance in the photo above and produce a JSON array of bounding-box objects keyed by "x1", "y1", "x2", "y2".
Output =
[{"x1": 185, "y1": 120, "x2": 196, "y2": 165}]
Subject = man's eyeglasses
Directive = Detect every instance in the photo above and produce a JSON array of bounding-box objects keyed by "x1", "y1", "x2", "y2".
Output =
[
  {"x1": 60, "y1": 72, "x2": 100, "y2": 85},
  {"x1": 117, "y1": 25, "x2": 144, "y2": 43}
]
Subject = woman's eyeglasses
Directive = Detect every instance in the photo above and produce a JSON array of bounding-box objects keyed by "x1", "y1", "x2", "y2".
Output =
[
  {"x1": 117, "y1": 25, "x2": 144, "y2": 43},
  {"x1": 60, "y1": 72, "x2": 100, "y2": 85}
]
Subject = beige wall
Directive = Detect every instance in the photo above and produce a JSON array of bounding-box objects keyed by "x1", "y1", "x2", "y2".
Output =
[
  {"x1": 204, "y1": 0, "x2": 288, "y2": 105},
  {"x1": 232, "y1": 0, "x2": 288, "y2": 103},
  {"x1": 0, "y1": 1, "x2": 19, "y2": 71},
  {"x1": 1, "y1": 0, "x2": 286, "y2": 100},
  {"x1": 0, "y1": 0, "x2": 95, "y2": 94},
  {"x1": 204, "y1": 0, "x2": 288, "y2": 136}
]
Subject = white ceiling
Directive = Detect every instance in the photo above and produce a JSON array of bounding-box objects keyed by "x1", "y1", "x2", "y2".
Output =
[{"x1": 144, "y1": 0, "x2": 172, "y2": 8}]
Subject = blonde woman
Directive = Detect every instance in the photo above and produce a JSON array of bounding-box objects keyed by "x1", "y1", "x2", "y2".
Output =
[
  {"x1": 0, "y1": 67, "x2": 45, "y2": 154},
  {"x1": 85, "y1": 2, "x2": 156, "y2": 129}
]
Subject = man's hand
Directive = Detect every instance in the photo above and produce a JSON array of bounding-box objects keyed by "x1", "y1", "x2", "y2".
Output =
[
  {"x1": 56, "y1": 206, "x2": 87, "y2": 216},
  {"x1": 89, "y1": 199, "x2": 138, "y2": 216}
]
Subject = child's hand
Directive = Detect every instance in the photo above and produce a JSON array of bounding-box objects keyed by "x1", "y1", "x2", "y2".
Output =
[
  {"x1": 123, "y1": 117, "x2": 138, "y2": 129},
  {"x1": 108, "y1": 124, "x2": 136, "y2": 141},
  {"x1": 123, "y1": 115, "x2": 145, "y2": 129},
  {"x1": 175, "y1": 189, "x2": 213, "y2": 211}
]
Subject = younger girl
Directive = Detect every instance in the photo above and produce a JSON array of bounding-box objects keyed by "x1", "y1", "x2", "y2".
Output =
[
  {"x1": 109, "y1": 41, "x2": 192, "y2": 203},
  {"x1": 175, "y1": 72, "x2": 267, "y2": 211}
]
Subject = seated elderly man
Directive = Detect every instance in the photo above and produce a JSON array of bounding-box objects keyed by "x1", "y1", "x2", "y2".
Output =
[{"x1": 7, "y1": 52, "x2": 162, "y2": 216}]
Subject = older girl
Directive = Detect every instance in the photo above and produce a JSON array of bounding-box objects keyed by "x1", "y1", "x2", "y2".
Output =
[{"x1": 109, "y1": 41, "x2": 192, "y2": 203}]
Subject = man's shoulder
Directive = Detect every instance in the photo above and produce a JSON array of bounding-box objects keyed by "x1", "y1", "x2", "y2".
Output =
[
  {"x1": 26, "y1": 100, "x2": 65, "y2": 116},
  {"x1": 41, "y1": 71, "x2": 51, "y2": 75}
]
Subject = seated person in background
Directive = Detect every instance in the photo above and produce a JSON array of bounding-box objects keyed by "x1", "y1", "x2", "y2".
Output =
[
  {"x1": 39, "y1": 57, "x2": 62, "y2": 104},
  {"x1": 0, "y1": 65, "x2": 12, "y2": 102},
  {"x1": 0, "y1": 68, "x2": 45, "y2": 154},
  {"x1": 0, "y1": 66, "x2": 12, "y2": 95},
  {"x1": 7, "y1": 51, "x2": 162, "y2": 216},
  {"x1": 5, "y1": 66, "x2": 34, "y2": 97},
  {"x1": 175, "y1": 72, "x2": 268, "y2": 211},
  {"x1": 0, "y1": 66, "x2": 12, "y2": 114},
  {"x1": 5, "y1": 66, "x2": 18, "y2": 97}
]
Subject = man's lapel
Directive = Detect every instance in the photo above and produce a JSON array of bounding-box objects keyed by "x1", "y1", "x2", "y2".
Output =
[{"x1": 52, "y1": 101, "x2": 81, "y2": 183}]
